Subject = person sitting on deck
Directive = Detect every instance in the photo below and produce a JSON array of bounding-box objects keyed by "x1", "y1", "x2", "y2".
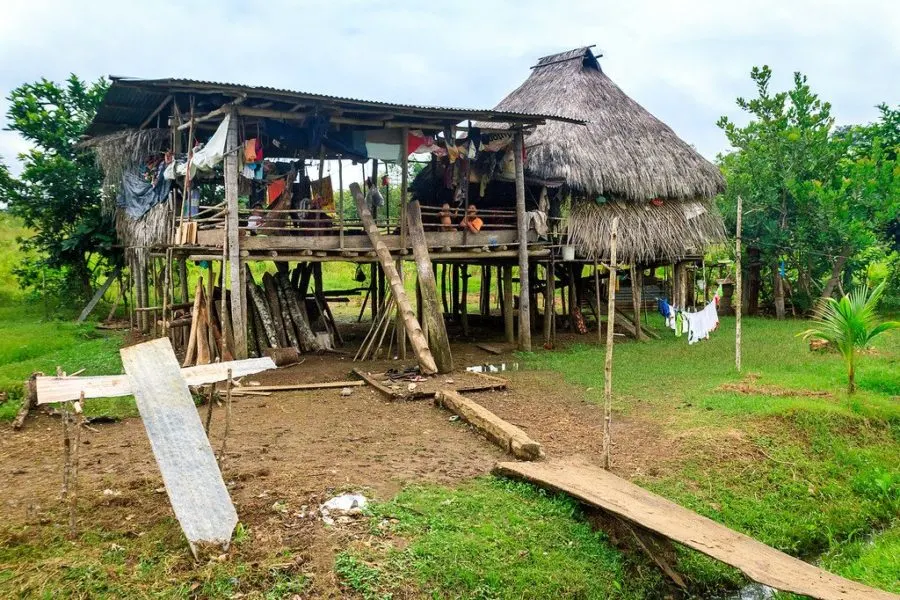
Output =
[
  {"x1": 459, "y1": 204, "x2": 483, "y2": 233},
  {"x1": 439, "y1": 202, "x2": 456, "y2": 232}
]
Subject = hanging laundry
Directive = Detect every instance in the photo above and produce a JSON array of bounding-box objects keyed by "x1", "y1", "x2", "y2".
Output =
[
  {"x1": 243, "y1": 138, "x2": 263, "y2": 163},
  {"x1": 266, "y1": 178, "x2": 287, "y2": 207},
  {"x1": 657, "y1": 298, "x2": 676, "y2": 330},
  {"x1": 681, "y1": 300, "x2": 719, "y2": 345},
  {"x1": 310, "y1": 175, "x2": 334, "y2": 212},
  {"x1": 189, "y1": 114, "x2": 230, "y2": 174}
]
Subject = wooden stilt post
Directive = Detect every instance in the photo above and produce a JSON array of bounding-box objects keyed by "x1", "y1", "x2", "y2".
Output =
[
  {"x1": 631, "y1": 265, "x2": 643, "y2": 341},
  {"x1": 225, "y1": 109, "x2": 247, "y2": 358},
  {"x1": 513, "y1": 129, "x2": 531, "y2": 351},
  {"x1": 602, "y1": 218, "x2": 619, "y2": 470},
  {"x1": 595, "y1": 259, "x2": 602, "y2": 343},
  {"x1": 543, "y1": 262, "x2": 554, "y2": 347},
  {"x1": 461, "y1": 265, "x2": 470, "y2": 336},
  {"x1": 503, "y1": 265, "x2": 514, "y2": 344},
  {"x1": 735, "y1": 195, "x2": 743, "y2": 373}
]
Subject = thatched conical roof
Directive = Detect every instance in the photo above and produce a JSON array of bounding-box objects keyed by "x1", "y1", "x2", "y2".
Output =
[{"x1": 495, "y1": 47, "x2": 725, "y2": 201}]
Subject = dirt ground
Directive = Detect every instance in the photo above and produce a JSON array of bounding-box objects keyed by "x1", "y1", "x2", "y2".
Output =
[{"x1": 0, "y1": 336, "x2": 680, "y2": 597}]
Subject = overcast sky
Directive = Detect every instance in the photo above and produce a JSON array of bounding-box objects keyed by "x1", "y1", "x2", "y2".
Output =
[{"x1": 1, "y1": 0, "x2": 898, "y2": 176}]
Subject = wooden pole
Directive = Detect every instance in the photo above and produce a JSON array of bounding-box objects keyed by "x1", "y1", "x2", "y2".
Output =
[
  {"x1": 68, "y1": 393, "x2": 83, "y2": 539},
  {"x1": 220, "y1": 368, "x2": 233, "y2": 468},
  {"x1": 398, "y1": 129, "x2": 409, "y2": 360},
  {"x1": 204, "y1": 384, "x2": 215, "y2": 435},
  {"x1": 351, "y1": 182, "x2": 437, "y2": 374},
  {"x1": 407, "y1": 200, "x2": 453, "y2": 372},
  {"x1": 503, "y1": 266, "x2": 514, "y2": 343},
  {"x1": 631, "y1": 265, "x2": 643, "y2": 341},
  {"x1": 543, "y1": 262, "x2": 554, "y2": 347},
  {"x1": 225, "y1": 109, "x2": 247, "y2": 357},
  {"x1": 595, "y1": 259, "x2": 602, "y2": 343},
  {"x1": 602, "y1": 217, "x2": 619, "y2": 470},
  {"x1": 338, "y1": 158, "x2": 345, "y2": 250},
  {"x1": 735, "y1": 195, "x2": 743, "y2": 373},
  {"x1": 513, "y1": 130, "x2": 531, "y2": 351},
  {"x1": 461, "y1": 265, "x2": 470, "y2": 337}
]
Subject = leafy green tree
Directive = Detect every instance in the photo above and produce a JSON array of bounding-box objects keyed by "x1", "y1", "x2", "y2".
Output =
[
  {"x1": 799, "y1": 282, "x2": 899, "y2": 393},
  {"x1": 1, "y1": 75, "x2": 111, "y2": 300},
  {"x1": 718, "y1": 68, "x2": 899, "y2": 315}
]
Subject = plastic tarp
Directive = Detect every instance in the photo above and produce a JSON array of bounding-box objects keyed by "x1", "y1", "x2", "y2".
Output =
[
  {"x1": 164, "y1": 114, "x2": 231, "y2": 181},
  {"x1": 117, "y1": 162, "x2": 172, "y2": 220}
]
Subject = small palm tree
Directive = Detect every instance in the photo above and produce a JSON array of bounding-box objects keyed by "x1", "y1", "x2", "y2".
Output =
[{"x1": 800, "y1": 281, "x2": 899, "y2": 394}]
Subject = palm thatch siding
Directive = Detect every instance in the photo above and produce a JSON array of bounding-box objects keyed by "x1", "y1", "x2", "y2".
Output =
[
  {"x1": 568, "y1": 200, "x2": 725, "y2": 263},
  {"x1": 494, "y1": 47, "x2": 725, "y2": 200},
  {"x1": 89, "y1": 128, "x2": 172, "y2": 249}
]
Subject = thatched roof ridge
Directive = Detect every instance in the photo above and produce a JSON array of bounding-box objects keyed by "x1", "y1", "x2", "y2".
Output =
[{"x1": 494, "y1": 47, "x2": 725, "y2": 200}]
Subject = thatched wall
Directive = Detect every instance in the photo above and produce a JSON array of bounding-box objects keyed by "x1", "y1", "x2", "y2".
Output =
[
  {"x1": 89, "y1": 128, "x2": 171, "y2": 249},
  {"x1": 567, "y1": 199, "x2": 725, "y2": 264},
  {"x1": 494, "y1": 47, "x2": 725, "y2": 201}
]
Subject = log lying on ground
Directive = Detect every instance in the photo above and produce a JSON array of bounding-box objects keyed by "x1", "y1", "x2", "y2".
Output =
[
  {"x1": 265, "y1": 347, "x2": 301, "y2": 367},
  {"x1": 435, "y1": 389, "x2": 544, "y2": 460}
]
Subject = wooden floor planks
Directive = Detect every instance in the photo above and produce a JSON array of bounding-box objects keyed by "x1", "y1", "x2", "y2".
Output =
[{"x1": 494, "y1": 458, "x2": 897, "y2": 600}]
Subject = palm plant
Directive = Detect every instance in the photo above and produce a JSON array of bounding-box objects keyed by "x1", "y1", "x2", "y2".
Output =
[{"x1": 799, "y1": 281, "x2": 899, "y2": 394}]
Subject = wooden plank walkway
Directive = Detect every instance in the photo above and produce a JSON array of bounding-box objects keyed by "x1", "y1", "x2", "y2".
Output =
[
  {"x1": 121, "y1": 338, "x2": 238, "y2": 557},
  {"x1": 494, "y1": 458, "x2": 897, "y2": 600}
]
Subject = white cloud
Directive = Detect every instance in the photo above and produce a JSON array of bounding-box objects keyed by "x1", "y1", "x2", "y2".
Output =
[{"x1": 1, "y1": 0, "x2": 898, "y2": 174}]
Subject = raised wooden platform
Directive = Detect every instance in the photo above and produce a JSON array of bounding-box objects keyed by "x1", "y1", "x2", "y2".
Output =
[{"x1": 494, "y1": 458, "x2": 896, "y2": 600}]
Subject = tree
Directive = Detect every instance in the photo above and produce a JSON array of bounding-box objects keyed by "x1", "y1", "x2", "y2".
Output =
[
  {"x1": 799, "y1": 282, "x2": 899, "y2": 394},
  {"x1": 717, "y1": 68, "x2": 899, "y2": 316},
  {"x1": 1, "y1": 75, "x2": 111, "y2": 300}
]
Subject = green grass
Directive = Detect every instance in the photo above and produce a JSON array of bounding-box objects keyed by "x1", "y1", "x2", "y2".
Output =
[
  {"x1": 0, "y1": 518, "x2": 309, "y2": 599},
  {"x1": 820, "y1": 520, "x2": 900, "y2": 593},
  {"x1": 336, "y1": 478, "x2": 667, "y2": 599}
]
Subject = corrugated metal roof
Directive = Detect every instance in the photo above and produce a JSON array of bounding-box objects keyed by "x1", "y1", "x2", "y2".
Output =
[{"x1": 86, "y1": 76, "x2": 584, "y2": 137}]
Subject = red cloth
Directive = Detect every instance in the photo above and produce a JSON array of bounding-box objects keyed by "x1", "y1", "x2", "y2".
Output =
[{"x1": 266, "y1": 178, "x2": 287, "y2": 206}]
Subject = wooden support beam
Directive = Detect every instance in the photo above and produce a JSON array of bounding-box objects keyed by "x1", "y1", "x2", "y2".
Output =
[
  {"x1": 631, "y1": 265, "x2": 643, "y2": 341},
  {"x1": 407, "y1": 201, "x2": 453, "y2": 372},
  {"x1": 224, "y1": 110, "x2": 247, "y2": 357},
  {"x1": 503, "y1": 266, "x2": 514, "y2": 344},
  {"x1": 513, "y1": 130, "x2": 531, "y2": 351},
  {"x1": 350, "y1": 183, "x2": 437, "y2": 374}
]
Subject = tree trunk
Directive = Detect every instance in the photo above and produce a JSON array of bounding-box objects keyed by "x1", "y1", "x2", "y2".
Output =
[
  {"x1": 350, "y1": 182, "x2": 437, "y2": 374},
  {"x1": 774, "y1": 263, "x2": 786, "y2": 320},
  {"x1": 819, "y1": 248, "x2": 850, "y2": 305},
  {"x1": 747, "y1": 247, "x2": 761, "y2": 316},
  {"x1": 513, "y1": 130, "x2": 531, "y2": 351}
]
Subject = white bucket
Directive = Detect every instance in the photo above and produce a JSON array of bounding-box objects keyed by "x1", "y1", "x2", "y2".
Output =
[{"x1": 561, "y1": 245, "x2": 576, "y2": 261}]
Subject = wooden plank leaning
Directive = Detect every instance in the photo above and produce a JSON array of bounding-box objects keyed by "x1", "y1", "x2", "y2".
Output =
[{"x1": 120, "y1": 338, "x2": 237, "y2": 558}]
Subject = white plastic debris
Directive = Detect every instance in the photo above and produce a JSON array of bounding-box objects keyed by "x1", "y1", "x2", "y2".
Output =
[
  {"x1": 340, "y1": 387, "x2": 354, "y2": 397},
  {"x1": 319, "y1": 493, "x2": 368, "y2": 525},
  {"x1": 322, "y1": 493, "x2": 368, "y2": 512}
]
